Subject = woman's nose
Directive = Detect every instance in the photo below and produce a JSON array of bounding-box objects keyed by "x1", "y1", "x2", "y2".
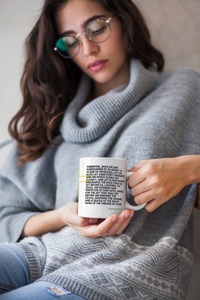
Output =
[{"x1": 79, "y1": 35, "x2": 99, "y2": 57}]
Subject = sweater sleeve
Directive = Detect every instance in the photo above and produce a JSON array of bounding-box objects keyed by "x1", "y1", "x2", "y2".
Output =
[
  {"x1": 0, "y1": 175, "x2": 42, "y2": 243},
  {"x1": 0, "y1": 139, "x2": 59, "y2": 243}
]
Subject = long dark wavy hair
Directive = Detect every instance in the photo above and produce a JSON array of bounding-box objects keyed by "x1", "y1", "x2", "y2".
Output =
[{"x1": 9, "y1": 0, "x2": 165, "y2": 165}]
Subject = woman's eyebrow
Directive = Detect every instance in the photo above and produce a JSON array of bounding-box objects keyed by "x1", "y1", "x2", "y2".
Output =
[
  {"x1": 81, "y1": 14, "x2": 106, "y2": 28},
  {"x1": 60, "y1": 14, "x2": 106, "y2": 37}
]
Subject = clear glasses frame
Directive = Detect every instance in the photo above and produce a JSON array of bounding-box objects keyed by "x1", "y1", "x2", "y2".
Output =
[{"x1": 54, "y1": 15, "x2": 115, "y2": 59}]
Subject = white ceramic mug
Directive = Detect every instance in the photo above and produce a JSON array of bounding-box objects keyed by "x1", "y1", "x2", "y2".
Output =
[{"x1": 78, "y1": 157, "x2": 146, "y2": 218}]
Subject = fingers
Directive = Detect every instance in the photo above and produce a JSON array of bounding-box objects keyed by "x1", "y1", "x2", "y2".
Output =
[
  {"x1": 74, "y1": 215, "x2": 117, "y2": 238},
  {"x1": 96, "y1": 211, "x2": 134, "y2": 237},
  {"x1": 111, "y1": 210, "x2": 134, "y2": 235},
  {"x1": 132, "y1": 187, "x2": 169, "y2": 210},
  {"x1": 65, "y1": 203, "x2": 134, "y2": 238},
  {"x1": 133, "y1": 189, "x2": 156, "y2": 205},
  {"x1": 89, "y1": 218, "x2": 99, "y2": 224},
  {"x1": 128, "y1": 158, "x2": 185, "y2": 213},
  {"x1": 128, "y1": 168, "x2": 146, "y2": 189},
  {"x1": 78, "y1": 210, "x2": 134, "y2": 238},
  {"x1": 130, "y1": 179, "x2": 151, "y2": 198},
  {"x1": 145, "y1": 199, "x2": 163, "y2": 212},
  {"x1": 88, "y1": 215, "x2": 119, "y2": 238},
  {"x1": 128, "y1": 159, "x2": 164, "y2": 189},
  {"x1": 128, "y1": 160, "x2": 148, "y2": 173},
  {"x1": 64, "y1": 203, "x2": 98, "y2": 227}
]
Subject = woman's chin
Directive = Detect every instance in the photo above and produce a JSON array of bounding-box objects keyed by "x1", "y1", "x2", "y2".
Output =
[{"x1": 88, "y1": 71, "x2": 115, "y2": 85}]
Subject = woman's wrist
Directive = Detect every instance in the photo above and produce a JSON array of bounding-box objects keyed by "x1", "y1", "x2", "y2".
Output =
[
  {"x1": 57, "y1": 205, "x2": 69, "y2": 227},
  {"x1": 176, "y1": 155, "x2": 200, "y2": 185},
  {"x1": 46, "y1": 207, "x2": 67, "y2": 231},
  {"x1": 21, "y1": 208, "x2": 66, "y2": 238}
]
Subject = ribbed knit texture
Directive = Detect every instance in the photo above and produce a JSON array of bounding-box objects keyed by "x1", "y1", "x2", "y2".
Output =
[
  {"x1": 1, "y1": 60, "x2": 200, "y2": 300},
  {"x1": 60, "y1": 60, "x2": 157, "y2": 143}
]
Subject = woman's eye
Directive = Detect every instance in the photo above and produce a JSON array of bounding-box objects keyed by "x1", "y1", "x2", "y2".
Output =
[
  {"x1": 68, "y1": 41, "x2": 78, "y2": 48},
  {"x1": 92, "y1": 26, "x2": 106, "y2": 35}
]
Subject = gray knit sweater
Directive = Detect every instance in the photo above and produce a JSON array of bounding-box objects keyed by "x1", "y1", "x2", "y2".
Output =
[{"x1": 1, "y1": 60, "x2": 200, "y2": 300}]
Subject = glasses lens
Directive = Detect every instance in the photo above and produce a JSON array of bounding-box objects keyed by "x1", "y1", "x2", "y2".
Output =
[
  {"x1": 86, "y1": 19, "x2": 111, "y2": 43},
  {"x1": 56, "y1": 36, "x2": 79, "y2": 58}
]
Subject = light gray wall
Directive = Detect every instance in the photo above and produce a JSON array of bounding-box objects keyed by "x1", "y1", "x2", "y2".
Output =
[
  {"x1": 0, "y1": 0, "x2": 42, "y2": 142},
  {"x1": 134, "y1": 0, "x2": 200, "y2": 71}
]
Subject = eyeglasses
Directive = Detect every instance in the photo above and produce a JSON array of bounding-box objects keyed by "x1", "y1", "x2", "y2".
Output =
[{"x1": 54, "y1": 15, "x2": 115, "y2": 59}]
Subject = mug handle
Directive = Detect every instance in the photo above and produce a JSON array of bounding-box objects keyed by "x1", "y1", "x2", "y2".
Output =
[{"x1": 125, "y1": 172, "x2": 146, "y2": 211}]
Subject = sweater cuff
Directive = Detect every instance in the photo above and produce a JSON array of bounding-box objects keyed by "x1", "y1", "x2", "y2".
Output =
[{"x1": 1, "y1": 212, "x2": 39, "y2": 243}]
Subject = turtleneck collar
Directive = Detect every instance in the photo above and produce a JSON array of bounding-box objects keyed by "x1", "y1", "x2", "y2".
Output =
[{"x1": 60, "y1": 59, "x2": 159, "y2": 143}]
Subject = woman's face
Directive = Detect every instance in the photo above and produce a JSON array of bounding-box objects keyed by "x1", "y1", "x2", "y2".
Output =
[{"x1": 55, "y1": 0, "x2": 130, "y2": 91}]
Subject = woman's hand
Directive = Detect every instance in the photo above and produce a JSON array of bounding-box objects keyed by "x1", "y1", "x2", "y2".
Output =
[
  {"x1": 21, "y1": 202, "x2": 134, "y2": 239},
  {"x1": 128, "y1": 156, "x2": 200, "y2": 212},
  {"x1": 62, "y1": 202, "x2": 134, "y2": 238}
]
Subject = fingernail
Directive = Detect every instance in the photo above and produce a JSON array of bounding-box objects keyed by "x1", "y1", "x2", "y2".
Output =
[
  {"x1": 125, "y1": 212, "x2": 129, "y2": 218},
  {"x1": 112, "y1": 216, "x2": 117, "y2": 222},
  {"x1": 130, "y1": 213, "x2": 134, "y2": 218},
  {"x1": 89, "y1": 219, "x2": 94, "y2": 224}
]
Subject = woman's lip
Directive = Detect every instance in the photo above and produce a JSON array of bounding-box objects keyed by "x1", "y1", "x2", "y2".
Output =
[{"x1": 88, "y1": 60, "x2": 108, "y2": 72}]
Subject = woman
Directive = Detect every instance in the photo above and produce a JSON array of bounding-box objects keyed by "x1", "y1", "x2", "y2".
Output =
[{"x1": 0, "y1": 0, "x2": 200, "y2": 299}]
